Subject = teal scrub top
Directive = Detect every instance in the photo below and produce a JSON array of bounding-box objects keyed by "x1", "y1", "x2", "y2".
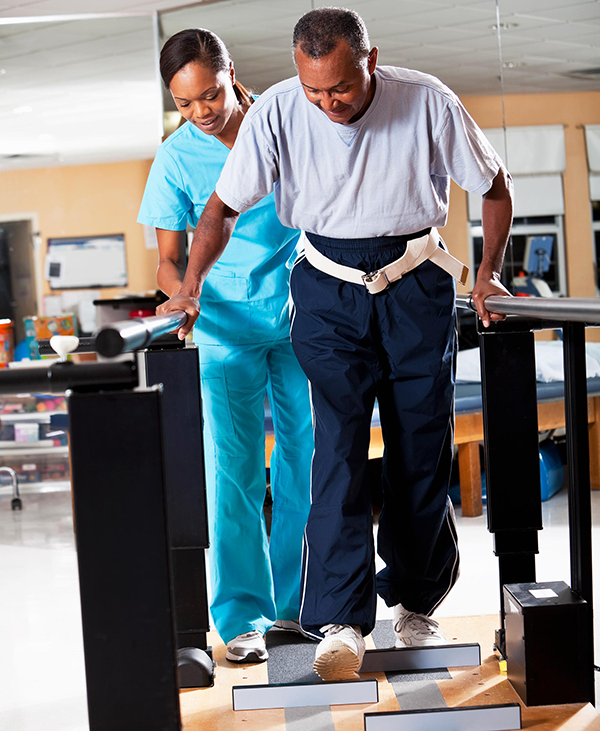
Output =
[{"x1": 138, "y1": 120, "x2": 300, "y2": 346}]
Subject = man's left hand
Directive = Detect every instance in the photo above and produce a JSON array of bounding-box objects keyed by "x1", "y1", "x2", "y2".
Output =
[{"x1": 471, "y1": 272, "x2": 512, "y2": 328}]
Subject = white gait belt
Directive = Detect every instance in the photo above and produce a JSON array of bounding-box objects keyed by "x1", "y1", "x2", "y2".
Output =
[{"x1": 303, "y1": 228, "x2": 469, "y2": 294}]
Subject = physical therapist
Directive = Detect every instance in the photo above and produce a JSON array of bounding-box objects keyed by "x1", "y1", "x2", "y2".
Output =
[{"x1": 138, "y1": 28, "x2": 313, "y2": 664}]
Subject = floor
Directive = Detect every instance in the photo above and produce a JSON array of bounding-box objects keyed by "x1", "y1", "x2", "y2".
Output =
[{"x1": 0, "y1": 480, "x2": 598, "y2": 731}]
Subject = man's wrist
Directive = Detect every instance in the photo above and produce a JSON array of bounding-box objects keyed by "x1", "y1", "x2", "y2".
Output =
[
  {"x1": 178, "y1": 277, "x2": 201, "y2": 299},
  {"x1": 476, "y1": 265, "x2": 502, "y2": 282}
]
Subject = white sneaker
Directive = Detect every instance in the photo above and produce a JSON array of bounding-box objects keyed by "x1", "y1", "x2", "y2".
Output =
[
  {"x1": 226, "y1": 631, "x2": 268, "y2": 663},
  {"x1": 273, "y1": 618, "x2": 316, "y2": 640},
  {"x1": 313, "y1": 624, "x2": 365, "y2": 681},
  {"x1": 393, "y1": 604, "x2": 447, "y2": 648}
]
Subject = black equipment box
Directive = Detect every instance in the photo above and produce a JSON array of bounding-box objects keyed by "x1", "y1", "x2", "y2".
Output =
[{"x1": 504, "y1": 581, "x2": 588, "y2": 706}]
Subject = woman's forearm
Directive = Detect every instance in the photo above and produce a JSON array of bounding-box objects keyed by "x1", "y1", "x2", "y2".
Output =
[{"x1": 157, "y1": 257, "x2": 186, "y2": 298}]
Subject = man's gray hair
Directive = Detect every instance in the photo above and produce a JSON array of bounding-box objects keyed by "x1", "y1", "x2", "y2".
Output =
[{"x1": 292, "y1": 7, "x2": 370, "y2": 67}]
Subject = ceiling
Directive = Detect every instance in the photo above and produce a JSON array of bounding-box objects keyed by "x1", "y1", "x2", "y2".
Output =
[
  {"x1": 162, "y1": 0, "x2": 600, "y2": 96},
  {"x1": 0, "y1": 0, "x2": 599, "y2": 170},
  {"x1": 0, "y1": 15, "x2": 161, "y2": 169}
]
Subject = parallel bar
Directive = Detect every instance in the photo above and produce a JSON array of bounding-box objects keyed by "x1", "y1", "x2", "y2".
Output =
[
  {"x1": 360, "y1": 644, "x2": 480, "y2": 673},
  {"x1": 37, "y1": 336, "x2": 97, "y2": 355},
  {"x1": 95, "y1": 312, "x2": 187, "y2": 357},
  {"x1": 232, "y1": 679, "x2": 378, "y2": 711},
  {"x1": 456, "y1": 293, "x2": 600, "y2": 323},
  {"x1": 364, "y1": 704, "x2": 521, "y2": 731},
  {"x1": 36, "y1": 333, "x2": 183, "y2": 356},
  {"x1": 0, "y1": 361, "x2": 138, "y2": 395},
  {"x1": 563, "y1": 322, "x2": 595, "y2": 704}
]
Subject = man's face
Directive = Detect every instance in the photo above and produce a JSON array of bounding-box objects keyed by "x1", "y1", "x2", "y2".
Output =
[{"x1": 295, "y1": 40, "x2": 378, "y2": 125}]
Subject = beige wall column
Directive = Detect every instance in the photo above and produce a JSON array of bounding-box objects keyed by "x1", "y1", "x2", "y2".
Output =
[
  {"x1": 563, "y1": 124, "x2": 595, "y2": 297},
  {"x1": 441, "y1": 181, "x2": 470, "y2": 293}
]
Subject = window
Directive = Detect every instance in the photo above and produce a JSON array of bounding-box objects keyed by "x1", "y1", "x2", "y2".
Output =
[
  {"x1": 469, "y1": 215, "x2": 567, "y2": 296},
  {"x1": 467, "y1": 125, "x2": 568, "y2": 297}
]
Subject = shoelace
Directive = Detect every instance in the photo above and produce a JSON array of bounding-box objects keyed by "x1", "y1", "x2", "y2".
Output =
[
  {"x1": 236, "y1": 630, "x2": 262, "y2": 640},
  {"x1": 320, "y1": 623, "x2": 347, "y2": 636},
  {"x1": 394, "y1": 612, "x2": 440, "y2": 638}
]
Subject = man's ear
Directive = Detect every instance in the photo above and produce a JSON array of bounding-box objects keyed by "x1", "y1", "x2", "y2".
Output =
[{"x1": 367, "y1": 47, "x2": 379, "y2": 74}]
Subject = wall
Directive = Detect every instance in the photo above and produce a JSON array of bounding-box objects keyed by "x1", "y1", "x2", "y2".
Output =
[
  {"x1": 442, "y1": 91, "x2": 600, "y2": 305},
  {"x1": 0, "y1": 159, "x2": 157, "y2": 308}
]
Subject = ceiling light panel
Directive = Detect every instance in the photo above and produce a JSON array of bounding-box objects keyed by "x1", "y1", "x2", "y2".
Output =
[{"x1": 0, "y1": 13, "x2": 161, "y2": 167}]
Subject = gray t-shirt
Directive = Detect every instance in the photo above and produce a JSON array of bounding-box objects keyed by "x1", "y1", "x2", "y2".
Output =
[{"x1": 216, "y1": 65, "x2": 502, "y2": 239}]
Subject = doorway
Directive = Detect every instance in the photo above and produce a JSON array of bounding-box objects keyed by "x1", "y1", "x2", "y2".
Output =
[{"x1": 0, "y1": 219, "x2": 39, "y2": 344}]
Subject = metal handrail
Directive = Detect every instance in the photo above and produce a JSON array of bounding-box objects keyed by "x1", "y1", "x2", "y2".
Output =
[
  {"x1": 0, "y1": 361, "x2": 138, "y2": 396},
  {"x1": 94, "y1": 312, "x2": 187, "y2": 357},
  {"x1": 456, "y1": 294, "x2": 600, "y2": 324}
]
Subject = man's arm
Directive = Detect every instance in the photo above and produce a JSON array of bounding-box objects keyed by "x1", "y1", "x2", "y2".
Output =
[
  {"x1": 471, "y1": 166, "x2": 514, "y2": 328},
  {"x1": 156, "y1": 191, "x2": 241, "y2": 339}
]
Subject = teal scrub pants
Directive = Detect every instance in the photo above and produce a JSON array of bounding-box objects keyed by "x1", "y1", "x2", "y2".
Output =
[{"x1": 197, "y1": 337, "x2": 313, "y2": 644}]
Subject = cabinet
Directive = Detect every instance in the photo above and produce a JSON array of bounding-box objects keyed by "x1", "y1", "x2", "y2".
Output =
[{"x1": 0, "y1": 393, "x2": 69, "y2": 488}]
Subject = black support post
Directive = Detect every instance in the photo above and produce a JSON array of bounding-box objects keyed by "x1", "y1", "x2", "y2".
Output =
[
  {"x1": 143, "y1": 344, "x2": 213, "y2": 687},
  {"x1": 563, "y1": 322, "x2": 595, "y2": 704},
  {"x1": 68, "y1": 388, "x2": 181, "y2": 731},
  {"x1": 479, "y1": 324, "x2": 543, "y2": 655}
]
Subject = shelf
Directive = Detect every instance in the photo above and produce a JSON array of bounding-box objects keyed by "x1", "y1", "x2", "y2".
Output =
[
  {"x1": 0, "y1": 444, "x2": 69, "y2": 457},
  {"x1": 0, "y1": 411, "x2": 67, "y2": 424}
]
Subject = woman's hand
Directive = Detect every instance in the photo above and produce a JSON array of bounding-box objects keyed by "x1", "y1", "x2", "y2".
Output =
[{"x1": 156, "y1": 292, "x2": 200, "y2": 340}]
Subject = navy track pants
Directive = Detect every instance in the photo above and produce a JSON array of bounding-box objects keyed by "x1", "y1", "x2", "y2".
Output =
[{"x1": 290, "y1": 233, "x2": 460, "y2": 639}]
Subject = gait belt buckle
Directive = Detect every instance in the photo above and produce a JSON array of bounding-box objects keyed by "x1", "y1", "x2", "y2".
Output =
[{"x1": 362, "y1": 269, "x2": 392, "y2": 294}]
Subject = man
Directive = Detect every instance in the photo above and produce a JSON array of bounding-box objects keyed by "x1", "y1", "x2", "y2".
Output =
[{"x1": 159, "y1": 7, "x2": 513, "y2": 681}]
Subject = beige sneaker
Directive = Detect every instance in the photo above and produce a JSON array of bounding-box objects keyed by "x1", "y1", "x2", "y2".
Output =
[
  {"x1": 393, "y1": 604, "x2": 447, "y2": 648},
  {"x1": 226, "y1": 631, "x2": 268, "y2": 663},
  {"x1": 313, "y1": 624, "x2": 365, "y2": 681}
]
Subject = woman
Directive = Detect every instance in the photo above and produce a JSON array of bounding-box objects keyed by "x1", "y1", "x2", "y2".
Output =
[{"x1": 138, "y1": 29, "x2": 313, "y2": 663}]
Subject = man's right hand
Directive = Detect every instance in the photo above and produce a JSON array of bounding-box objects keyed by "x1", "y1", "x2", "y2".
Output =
[{"x1": 156, "y1": 292, "x2": 200, "y2": 340}]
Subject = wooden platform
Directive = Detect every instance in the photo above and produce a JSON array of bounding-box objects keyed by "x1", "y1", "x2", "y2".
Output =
[{"x1": 179, "y1": 615, "x2": 600, "y2": 730}]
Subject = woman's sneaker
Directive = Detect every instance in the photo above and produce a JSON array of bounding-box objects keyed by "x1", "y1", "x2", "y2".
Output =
[
  {"x1": 393, "y1": 604, "x2": 447, "y2": 648},
  {"x1": 226, "y1": 631, "x2": 268, "y2": 663},
  {"x1": 313, "y1": 624, "x2": 365, "y2": 681}
]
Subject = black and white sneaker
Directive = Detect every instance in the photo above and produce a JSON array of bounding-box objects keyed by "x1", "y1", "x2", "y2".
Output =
[
  {"x1": 393, "y1": 604, "x2": 447, "y2": 648},
  {"x1": 226, "y1": 631, "x2": 268, "y2": 663}
]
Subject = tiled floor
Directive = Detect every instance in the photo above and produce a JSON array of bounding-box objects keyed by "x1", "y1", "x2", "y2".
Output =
[{"x1": 0, "y1": 481, "x2": 598, "y2": 730}]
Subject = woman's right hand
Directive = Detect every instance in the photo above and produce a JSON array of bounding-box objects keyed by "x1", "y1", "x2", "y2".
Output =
[{"x1": 156, "y1": 292, "x2": 200, "y2": 340}]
